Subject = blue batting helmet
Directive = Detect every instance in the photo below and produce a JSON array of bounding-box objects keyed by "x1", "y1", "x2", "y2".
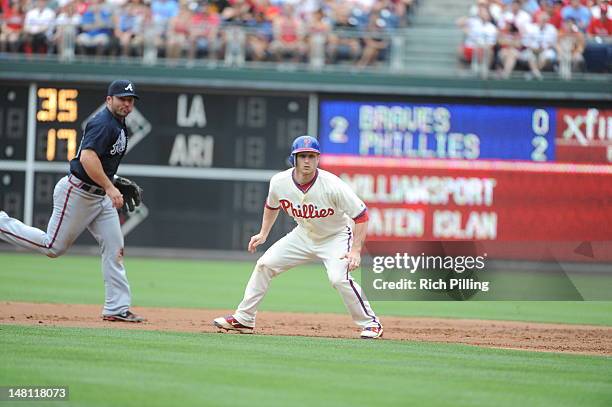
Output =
[{"x1": 288, "y1": 135, "x2": 320, "y2": 166}]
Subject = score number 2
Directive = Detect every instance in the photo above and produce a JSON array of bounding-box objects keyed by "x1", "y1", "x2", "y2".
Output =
[{"x1": 37, "y1": 88, "x2": 79, "y2": 161}]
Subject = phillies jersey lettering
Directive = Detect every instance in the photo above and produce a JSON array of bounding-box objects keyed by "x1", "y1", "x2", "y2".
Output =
[
  {"x1": 267, "y1": 169, "x2": 367, "y2": 241},
  {"x1": 279, "y1": 200, "x2": 335, "y2": 219}
]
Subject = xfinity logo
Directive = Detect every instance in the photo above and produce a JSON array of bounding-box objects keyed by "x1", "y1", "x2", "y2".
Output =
[{"x1": 563, "y1": 108, "x2": 612, "y2": 146}]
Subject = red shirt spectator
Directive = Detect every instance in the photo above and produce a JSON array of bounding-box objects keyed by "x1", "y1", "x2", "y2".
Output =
[
  {"x1": 549, "y1": 1, "x2": 565, "y2": 29},
  {"x1": 587, "y1": 5, "x2": 612, "y2": 35},
  {"x1": 3, "y1": 1, "x2": 24, "y2": 31}
]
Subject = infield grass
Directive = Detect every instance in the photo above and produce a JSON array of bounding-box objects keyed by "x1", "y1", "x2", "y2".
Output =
[
  {"x1": 1, "y1": 325, "x2": 611, "y2": 407},
  {"x1": 1, "y1": 252, "x2": 611, "y2": 326}
]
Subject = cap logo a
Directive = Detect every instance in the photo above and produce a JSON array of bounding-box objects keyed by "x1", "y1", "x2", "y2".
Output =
[{"x1": 124, "y1": 83, "x2": 134, "y2": 92}]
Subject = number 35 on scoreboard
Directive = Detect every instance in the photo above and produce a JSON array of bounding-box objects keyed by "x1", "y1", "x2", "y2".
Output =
[{"x1": 36, "y1": 87, "x2": 78, "y2": 161}]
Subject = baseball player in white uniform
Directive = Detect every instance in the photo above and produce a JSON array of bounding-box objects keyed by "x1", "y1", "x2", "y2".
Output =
[{"x1": 214, "y1": 135, "x2": 383, "y2": 339}]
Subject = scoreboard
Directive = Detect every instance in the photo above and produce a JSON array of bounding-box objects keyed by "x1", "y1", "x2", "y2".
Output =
[
  {"x1": 1, "y1": 81, "x2": 610, "y2": 253},
  {"x1": 319, "y1": 99, "x2": 612, "y2": 163},
  {"x1": 0, "y1": 82, "x2": 308, "y2": 249}
]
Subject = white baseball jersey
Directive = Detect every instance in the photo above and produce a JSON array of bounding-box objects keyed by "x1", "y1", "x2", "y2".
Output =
[
  {"x1": 265, "y1": 168, "x2": 368, "y2": 241},
  {"x1": 234, "y1": 167, "x2": 381, "y2": 331}
]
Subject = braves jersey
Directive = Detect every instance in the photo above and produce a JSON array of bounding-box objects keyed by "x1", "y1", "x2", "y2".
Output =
[
  {"x1": 70, "y1": 107, "x2": 129, "y2": 186},
  {"x1": 266, "y1": 169, "x2": 367, "y2": 241}
]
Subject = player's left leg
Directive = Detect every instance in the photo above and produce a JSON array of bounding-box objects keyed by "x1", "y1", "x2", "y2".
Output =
[
  {"x1": 87, "y1": 197, "x2": 136, "y2": 319},
  {"x1": 317, "y1": 227, "x2": 382, "y2": 337}
]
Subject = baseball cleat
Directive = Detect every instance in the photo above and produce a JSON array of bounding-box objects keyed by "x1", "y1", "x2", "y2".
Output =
[
  {"x1": 360, "y1": 326, "x2": 383, "y2": 339},
  {"x1": 102, "y1": 310, "x2": 145, "y2": 323},
  {"x1": 213, "y1": 315, "x2": 254, "y2": 334}
]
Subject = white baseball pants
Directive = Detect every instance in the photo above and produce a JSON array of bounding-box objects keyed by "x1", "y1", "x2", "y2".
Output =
[{"x1": 234, "y1": 226, "x2": 381, "y2": 329}]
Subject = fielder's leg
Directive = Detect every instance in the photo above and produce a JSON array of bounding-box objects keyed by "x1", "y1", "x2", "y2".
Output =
[
  {"x1": 232, "y1": 228, "x2": 316, "y2": 327},
  {"x1": 87, "y1": 197, "x2": 132, "y2": 316},
  {"x1": 0, "y1": 176, "x2": 97, "y2": 258},
  {"x1": 318, "y1": 228, "x2": 382, "y2": 333}
]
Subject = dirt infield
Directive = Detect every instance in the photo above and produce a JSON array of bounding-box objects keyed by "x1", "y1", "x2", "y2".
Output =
[{"x1": 2, "y1": 301, "x2": 612, "y2": 356}]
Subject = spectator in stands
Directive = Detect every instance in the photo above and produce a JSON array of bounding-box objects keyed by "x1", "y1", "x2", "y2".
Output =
[
  {"x1": 546, "y1": 0, "x2": 565, "y2": 29},
  {"x1": 561, "y1": 0, "x2": 592, "y2": 31},
  {"x1": 165, "y1": 2, "x2": 191, "y2": 59},
  {"x1": 517, "y1": 17, "x2": 545, "y2": 78},
  {"x1": 472, "y1": 0, "x2": 504, "y2": 26},
  {"x1": 587, "y1": 2, "x2": 611, "y2": 36},
  {"x1": 76, "y1": 0, "x2": 114, "y2": 56},
  {"x1": 374, "y1": 0, "x2": 401, "y2": 29},
  {"x1": 523, "y1": 0, "x2": 540, "y2": 14},
  {"x1": 498, "y1": 21, "x2": 524, "y2": 78},
  {"x1": 151, "y1": 0, "x2": 178, "y2": 33},
  {"x1": 500, "y1": 0, "x2": 532, "y2": 31},
  {"x1": 189, "y1": 2, "x2": 221, "y2": 60},
  {"x1": 590, "y1": 0, "x2": 612, "y2": 21},
  {"x1": 221, "y1": 0, "x2": 251, "y2": 21},
  {"x1": 294, "y1": 0, "x2": 321, "y2": 19},
  {"x1": 114, "y1": 0, "x2": 145, "y2": 57},
  {"x1": 0, "y1": 0, "x2": 25, "y2": 52},
  {"x1": 54, "y1": 1, "x2": 82, "y2": 56},
  {"x1": 327, "y1": 3, "x2": 362, "y2": 62},
  {"x1": 244, "y1": 10, "x2": 273, "y2": 61},
  {"x1": 392, "y1": 0, "x2": 416, "y2": 27},
  {"x1": 23, "y1": 0, "x2": 56, "y2": 54},
  {"x1": 534, "y1": 11, "x2": 558, "y2": 70},
  {"x1": 107, "y1": 0, "x2": 129, "y2": 11},
  {"x1": 457, "y1": 4, "x2": 498, "y2": 67},
  {"x1": 557, "y1": 17, "x2": 585, "y2": 71},
  {"x1": 305, "y1": 8, "x2": 331, "y2": 64},
  {"x1": 357, "y1": 10, "x2": 390, "y2": 67},
  {"x1": 269, "y1": 3, "x2": 306, "y2": 62},
  {"x1": 211, "y1": 0, "x2": 231, "y2": 15},
  {"x1": 139, "y1": 3, "x2": 164, "y2": 61}
]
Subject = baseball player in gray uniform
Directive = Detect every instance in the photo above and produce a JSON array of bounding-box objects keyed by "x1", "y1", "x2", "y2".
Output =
[{"x1": 0, "y1": 80, "x2": 145, "y2": 322}]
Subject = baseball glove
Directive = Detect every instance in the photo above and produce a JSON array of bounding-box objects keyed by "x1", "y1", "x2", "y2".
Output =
[{"x1": 113, "y1": 176, "x2": 143, "y2": 213}]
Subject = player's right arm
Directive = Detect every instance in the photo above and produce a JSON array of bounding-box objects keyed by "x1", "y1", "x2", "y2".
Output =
[
  {"x1": 80, "y1": 150, "x2": 124, "y2": 209},
  {"x1": 248, "y1": 175, "x2": 281, "y2": 253},
  {"x1": 248, "y1": 206, "x2": 280, "y2": 253}
]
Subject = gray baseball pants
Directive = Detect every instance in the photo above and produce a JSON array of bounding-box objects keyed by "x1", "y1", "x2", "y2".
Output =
[{"x1": 0, "y1": 175, "x2": 132, "y2": 315}]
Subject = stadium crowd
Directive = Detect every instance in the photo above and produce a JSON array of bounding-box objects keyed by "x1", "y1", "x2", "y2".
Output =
[
  {"x1": 458, "y1": 0, "x2": 611, "y2": 77},
  {"x1": 0, "y1": 0, "x2": 416, "y2": 66}
]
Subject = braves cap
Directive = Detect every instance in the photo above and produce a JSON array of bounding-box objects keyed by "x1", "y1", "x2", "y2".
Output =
[{"x1": 107, "y1": 80, "x2": 139, "y2": 99}]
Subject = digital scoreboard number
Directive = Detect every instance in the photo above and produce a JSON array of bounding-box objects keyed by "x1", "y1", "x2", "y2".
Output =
[{"x1": 36, "y1": 88, "x2": 79, "y2": 162}]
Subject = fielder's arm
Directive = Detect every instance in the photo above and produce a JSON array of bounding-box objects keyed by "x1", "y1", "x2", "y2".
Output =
[
  {"x1": 80, "y1": 149, "x2": 124, "y2": 208},
  {"x1": 247, "y1": 206, "x2": 280, "y2": 253},
  {"x1": 343, "y1": 220, "x2": 368, "y2": 271}
]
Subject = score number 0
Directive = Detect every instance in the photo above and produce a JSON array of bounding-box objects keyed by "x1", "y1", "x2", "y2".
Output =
[{"x1": 37, "y1": 88, "x2": 78, "y2": 161}]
